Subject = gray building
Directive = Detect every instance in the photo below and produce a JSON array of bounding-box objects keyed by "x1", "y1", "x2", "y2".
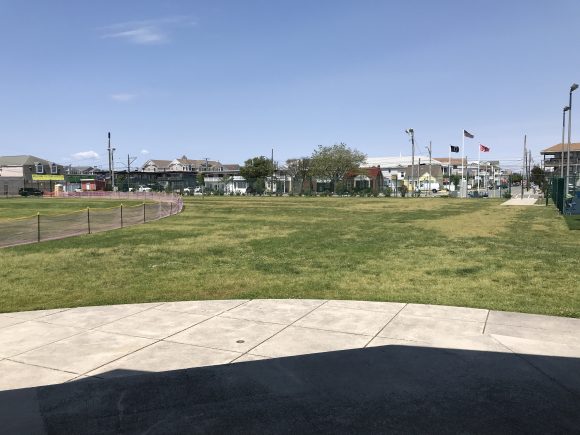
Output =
[{"x1": 0, "y1": 155, "x2": 65, "y2": 196}]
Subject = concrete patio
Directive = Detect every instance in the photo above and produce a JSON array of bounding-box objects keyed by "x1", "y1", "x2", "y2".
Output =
[{"x1": 1, "y1": 299, "x2": 579, "y2": 433}]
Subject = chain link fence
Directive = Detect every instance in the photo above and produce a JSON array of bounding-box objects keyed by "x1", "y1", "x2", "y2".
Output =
[
  {"x1": 0, "y1": 192, "x2": 183, "y2": 248},
  {"x1": 548, "y1": 175, "x2": 579, "y2": 214}
]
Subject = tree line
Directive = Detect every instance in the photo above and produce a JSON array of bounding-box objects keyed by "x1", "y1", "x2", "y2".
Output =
[{"x1": 240, "y1": 143, "x2": 366, "y2": 194}]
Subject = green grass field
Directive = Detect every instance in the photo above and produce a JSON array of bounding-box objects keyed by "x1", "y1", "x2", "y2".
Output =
[{"x1": 0, "y1": 197, "x2": 578, "y2": 317}]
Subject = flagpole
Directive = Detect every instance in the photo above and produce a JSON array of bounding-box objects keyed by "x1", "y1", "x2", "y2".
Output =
[
  {"x1": 478, "y1": 144, "x2": 481, "y2": 193},
  {"x1": 448, "y1": 145, "x2": 451, "y2": 190},
  {"x1": 462, "y1": 130, "x2": 465, "y2": 197}
]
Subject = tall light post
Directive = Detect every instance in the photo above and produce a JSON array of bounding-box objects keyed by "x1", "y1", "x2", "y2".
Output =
[
  {"x1": 405, "y1": 128, "x2": 415, "y2": 196},
  {"x1": 561, "y1": 106, "x2": 570, "y2": 177},
  {"x1": 566, "y1": 83, "x2": 578, "y2": 191},
  {"x1": 107, "y1": 132, "x2": 116, "y2": 191},
  {"x1": 425, "y1": 141, "x2": 432, "y2": 194}
]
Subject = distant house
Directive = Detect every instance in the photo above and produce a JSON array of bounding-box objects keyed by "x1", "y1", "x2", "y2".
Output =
[
  {"x1": 363, "y1": 155, "x2": 436, "y2": 189},
  {"x1": 134, "y1": 156, "x2": 241, "y2": 193},
  {"x1": 344, "y1": 167, "x2": 384, "y2": 193},
  {"x1": 541, "y1": 143, "x2": 580, "y2": 176},
  {"x1": 142, "y1": 159, "x2": 172, "y2": 172},
  {"x1": 0, "y1": 155, "x2": 64, "y2": 195},
  {"x1": 433, "y1": 157, "x2": 467, "y2": 177},
  {"x1": 167, "y1": 156, "x2": 222, "y2": 172}
]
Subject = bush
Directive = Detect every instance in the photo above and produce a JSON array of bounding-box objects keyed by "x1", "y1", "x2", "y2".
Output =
[{"x1": 503, "y1": 192, "x2": 512, "y2": 199}]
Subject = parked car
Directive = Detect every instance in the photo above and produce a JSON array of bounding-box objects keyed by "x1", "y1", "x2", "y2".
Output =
[
  {"x1": 137, "y1": 185, "x2": 152, "y2": 192},
  {"x1": 18, "y1": 187, "x2": 43, "y2": 197},
  {"x1": 468, "y1": 191, "x2": 488, "y2": 198}
]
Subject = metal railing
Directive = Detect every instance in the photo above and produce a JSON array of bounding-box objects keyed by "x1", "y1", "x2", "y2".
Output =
[{"x1": 0, "y1": 192, "x2": 183, "y2": 248}]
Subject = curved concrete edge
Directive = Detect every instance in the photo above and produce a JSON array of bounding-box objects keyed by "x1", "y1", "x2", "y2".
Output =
[{"x1": 0, "y1": 299, "x2": 579, "y2": 392}]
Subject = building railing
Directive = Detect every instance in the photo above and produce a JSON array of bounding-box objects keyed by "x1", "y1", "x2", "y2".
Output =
[{"x1": 0, "y1": 192, "x2": 183, "y2": 248}]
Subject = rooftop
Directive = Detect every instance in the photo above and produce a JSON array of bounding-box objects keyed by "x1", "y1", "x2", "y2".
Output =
[{"x1": 541, "y1": 143, "x2": 580, "y2": 154}]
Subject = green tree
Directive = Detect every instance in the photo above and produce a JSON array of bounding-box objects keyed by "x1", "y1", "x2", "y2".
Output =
[
  {"x1": 310, "y1": 143, "x2": 366, "y2": 193},
  {"x1": 196, "y1": 172, "x2": 205, "y2": 192},
  {"x1": 511, "y1": 173, "x2": 523, "y2": 184},
  {"x1": 449, "y1": 174, "x2": 461, "y2": 189},
  {"x1": 240, "y1": 156, "x2": 274, "y2": 194},
  {"x1": 530, "y1": 166, "x2": 546, "y2": 190}
]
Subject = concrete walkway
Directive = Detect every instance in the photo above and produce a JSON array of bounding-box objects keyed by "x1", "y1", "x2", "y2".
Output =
[
  {"x1": 501, "y1": 197, "x2": 539, "y2": 206},
  {"x1": 1, "y1": 300, "x2": 579, "y2": 433}
]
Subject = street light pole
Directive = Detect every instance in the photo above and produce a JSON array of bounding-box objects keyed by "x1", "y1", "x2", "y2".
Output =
[
  {"x1": 405, "y1": 129, "x2": 415, "y2": 196},
  {"x1": 107, "y1": 132, "x2": 116, "y2": 191},
  {"x1": 562, "y1": 106, "x2": 570, "y2": 177},
  {"x1": 566, "y1": 83, "x2": 578, "y2": 191},
  {"x1": 426, "y1": 141, "x2": 432, "y2": 194}
]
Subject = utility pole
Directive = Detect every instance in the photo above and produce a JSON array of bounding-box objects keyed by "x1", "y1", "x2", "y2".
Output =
[
  {"x1": 521, "y1": 135, "x2": 526, "y2": 198},
  {"x1": 203, "y1": 157, "x2": 209, "y2": 195},
  {"x1": 405, "y1": 129, "x2": 415, "y2": 196},
  {"x1": 426, "y1": 141, "x2": 432, "y2": 194},
  {"x1": 528, "y1": 149, "x2": 532, "y2": 189},
  {"x1": 271, "y1": 148, "x2": 275, "y2": 194},
  {"x1": 107, "y1": 132, "x2": 116, "y2": 191},
  {"x1": 127, "y1": 154, "x2": 137, "y2": 191},
  {"x1": 418, "y1": 158, "x2": 421, "y2": 194}
]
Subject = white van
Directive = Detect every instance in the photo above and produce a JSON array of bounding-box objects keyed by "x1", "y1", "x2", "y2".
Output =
[{"x1": 420, "y1": 182, "x2": 440, "y2": 193}]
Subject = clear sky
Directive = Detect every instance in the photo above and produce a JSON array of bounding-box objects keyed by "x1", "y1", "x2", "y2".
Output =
[{"x1": 1, "y1": 0, "x2": 579, "y2": 169}]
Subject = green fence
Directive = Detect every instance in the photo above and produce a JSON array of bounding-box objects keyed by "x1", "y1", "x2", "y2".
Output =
[{"x1": 550, "y1": 175, "x2": 579, "y2": 214}]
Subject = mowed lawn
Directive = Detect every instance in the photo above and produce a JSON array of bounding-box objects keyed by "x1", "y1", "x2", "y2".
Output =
[{"x1": 0, "y1": 197, "x2": 578, "y2": 317}]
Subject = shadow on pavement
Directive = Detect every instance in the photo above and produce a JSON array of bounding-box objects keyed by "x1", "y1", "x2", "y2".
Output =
[{"x1": 1, "y1": 344, "x2": 579, "y2": 434}]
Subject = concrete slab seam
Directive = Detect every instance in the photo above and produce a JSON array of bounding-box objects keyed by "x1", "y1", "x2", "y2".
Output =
[
  {"x1": 488, "y1": 334, "x2": 580, "y2": 401},
  {"x1": 482, "y1": 309, "x2": 491, "y2": 335},
  {"x1": 77, "y1": 301, "x2": 255, "y2": 378},
  {"x1": 155, "y1": 299, "x2": 250, "y2": 316},
  {"x1": 285, "y1": 324, "x2": 374, "y2": 338},
  {"x1": 160, "y1": 299, "x2": 254, "y2": 342},
  {"x1": 3, "y1": 325, "x2": 87, "y2": 360},
  {"x1": 1, "y1": 308, "x2": 72, "y2": 320},
  {"x1": 229, "y1": 300, "x2": 330, "y2": 363},
  {"x1": 364, "y1": 303, "x2": 408, "y2": 348},
  {"x1": 4, "y1": 358, "x2": 80, "y2": 377}
]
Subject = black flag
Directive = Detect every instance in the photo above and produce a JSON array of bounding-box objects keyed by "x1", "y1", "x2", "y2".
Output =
[{"x1": 450, "y1": 145, "x2": 459, "y2": 153}]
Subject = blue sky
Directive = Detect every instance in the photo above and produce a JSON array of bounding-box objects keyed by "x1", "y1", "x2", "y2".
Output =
[{"x1": 1, "y1": 0, "x2": 579, "y2": 169}]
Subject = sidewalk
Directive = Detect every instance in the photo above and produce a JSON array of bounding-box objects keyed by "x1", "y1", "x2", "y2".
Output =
[{"x1": 1, "y1": 299, "x2": 579, "y2": 433}]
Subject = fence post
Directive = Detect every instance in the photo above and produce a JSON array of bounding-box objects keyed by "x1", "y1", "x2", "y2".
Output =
[
  {"x1": 170, "y1": 202, "x2": 173, "y2": 216},
  {"x1": 87, "y1": 207, "x2": 91, "y2": 234},
  {"x1": 143, "y1": 202, "x2": 146, "y2": 223},
  {"x1": 120, "y1": 204, "x2": 123, "y2": 228},
  {"x1": 37, "y1": 212, "x2": 40, "y2": 243}
]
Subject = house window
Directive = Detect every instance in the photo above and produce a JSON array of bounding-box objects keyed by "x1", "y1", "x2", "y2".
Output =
[
  {"x1": 51, "y1": 163, "x2": 58, "y2": 174},
  {"x1": 35, "y1": 163, "x2": 44, "y2": 174}
]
